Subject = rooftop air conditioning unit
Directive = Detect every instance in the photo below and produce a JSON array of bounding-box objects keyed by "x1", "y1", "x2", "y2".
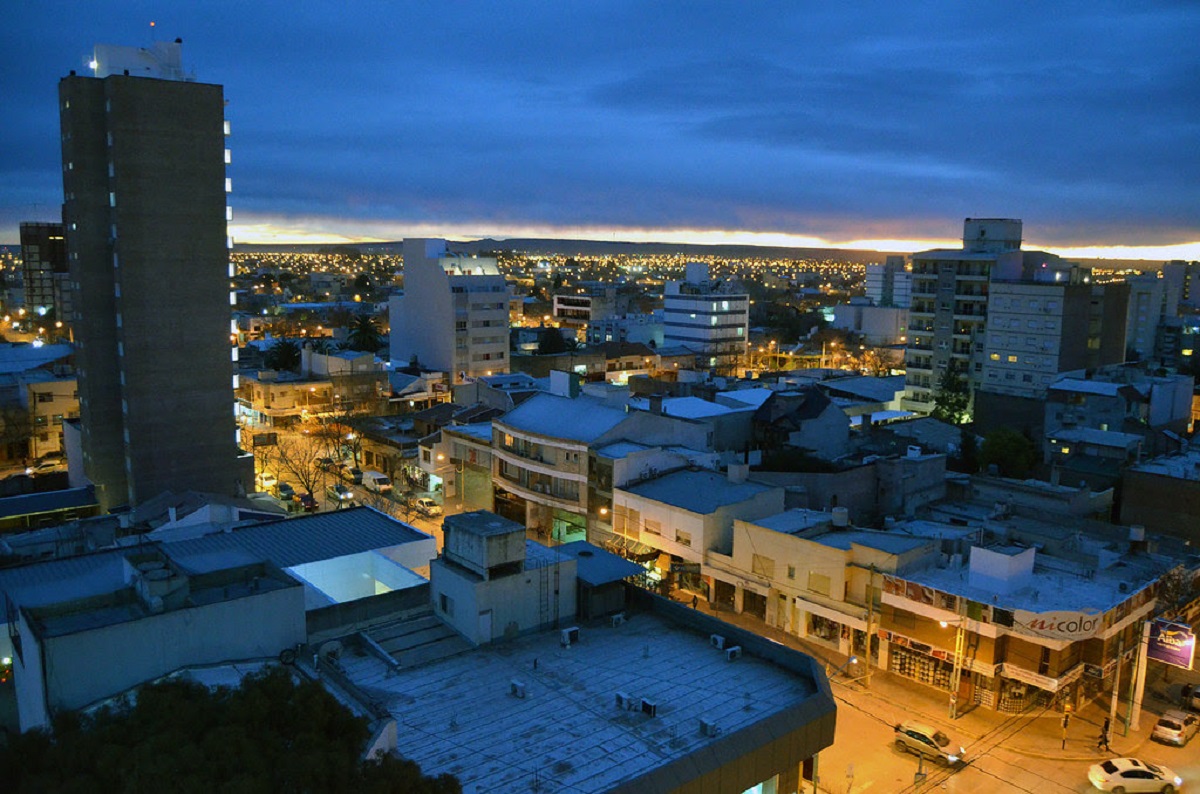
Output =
[
  {"x1": 510, "y1": 680, "x2": 526, "y2": 699},
  {"x1": 615, "y1": 691, "x2": 632, "y2": 710},
  {"x1": 699, "y1": 718, "x2": 721, "y2": 738},
  {"x1": 561, "y1": 626, "x2": 580, "y2": 647},
  {"x1": 641, "y1": 698, "x2": 658, "y2": 718},
  {"x1": 710, "y1": 634, "x2": 727, "y2": 650},
  {"x1": 726, "y1": 646, "x2": 743, "y2": 662}
]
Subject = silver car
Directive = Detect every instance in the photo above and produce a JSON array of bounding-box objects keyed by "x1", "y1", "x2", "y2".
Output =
[
  {"x1": 1152, "y1": 709, "x2": 1199, "y2": 747},
  {"x1": 893, "y1": 720, "x2": 966, "y2": 766}
]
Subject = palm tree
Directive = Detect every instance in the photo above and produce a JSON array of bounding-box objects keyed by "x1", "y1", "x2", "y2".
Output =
[
  {"x1": 346, "y1": 315, "x2": 382, "y2": 352},
  {"x1": 264, "y1": 339, "x2": 301, "y2": 371},
  {"x1": 307, "y1": 338, "x2": 338, "y2": 355}
]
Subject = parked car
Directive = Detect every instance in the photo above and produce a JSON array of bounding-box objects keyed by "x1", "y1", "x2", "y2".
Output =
[
  {"x1": 893, "y1": 721, "x2": 965, "y2": 766},
  {"x1": 297, "y1": 492, "x2": 319, "y2": 512},
  {"x1": 342, "y1": 467, "x2": 363, "y2": 485},
  {"x1": 1152, "y1": 709, "x2": 1199, "y2": 747},
  {"x1": 326, "y1": 483, "x2": 354, "y2": 505},
  {"x1": 277, "y1": 482, "x2": 296, "y2": 501},
  {"x1": 361, "y1": 470, "x2": 392, "y2": 494},
  {"x1": 413, "y1": 497, "x2": 442, "y2": 517},
  {"x1": 26, "y1": 461, "x2": 64, "y2": 476},
  {"x1": 316, "y1": 457, "x2": 338, "y2": 472},
  {"x1": 1088, "y1": 758, "x2": 1182, "y2": 792},
  {"x1": 256, "y1": 471, "x2": 278, "y2": 491}
]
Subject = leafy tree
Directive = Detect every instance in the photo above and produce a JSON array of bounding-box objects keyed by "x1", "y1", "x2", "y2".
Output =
[
  {"x1": 0, "y1": 666, "x2": 461, "y2": 793},
  {"x1": 264, "y1": 339, "x2": 301, "y2": 372},
  {"x1": 536, "y1": 327, "x2": 569, "y2": 354},
  {"x1": 931, "y1": 364, "x2": 971, "y2": 425},
  {"x1": 979, "y1": 427, "x2": 1037, "y2": 478},
  {"x1": 353, "y1": 273, "x2": 373, "y2": 293},
  {"x1": 346, "y1": 315, "x2": 383, "y2": 353},
  {"x1": 950, "y1": 428, "x2": 979, "y2": 474}
]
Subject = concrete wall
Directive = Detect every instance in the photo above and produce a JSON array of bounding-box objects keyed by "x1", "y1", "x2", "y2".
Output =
[
  {"x1": 1119, "y1": 469, "x2": 1200, "y2": 544},
  {"x1": 431, "y1": 558, "x2": 578, "y2": 645},
  {"x1": 19, "y1": 584, "x2": 306, "y2": 732}
]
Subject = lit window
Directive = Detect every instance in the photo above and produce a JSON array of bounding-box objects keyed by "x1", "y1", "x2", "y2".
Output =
[
  {"x1": 989, "y1": 353, "x2": 1000, "y2": 361},
  {"x1": 1060, "y1": 446, "x2": 1071, "y2": 454},
  {"x1": 1007, "y1": 355, "x2": 1018, "y2": 363}
]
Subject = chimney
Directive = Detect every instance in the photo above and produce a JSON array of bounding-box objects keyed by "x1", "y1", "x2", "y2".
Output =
[{"x1": 649, "y1": 394, "x2": 664, "y2": 415}]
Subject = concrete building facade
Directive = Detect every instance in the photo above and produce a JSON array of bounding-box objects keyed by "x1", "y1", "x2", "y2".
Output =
[
  {"x1": 60, "y1": 41, "x2": 250, "y2": 509},
  {"x1": 389, "y1": 238, "x2": 509, "y2": 384},
  {"x1": 662, "y1": 262, "x2": 749, "y2": 374},
  {"x1": 19, "y1": 222, "x2": 73, "y2": 339}
]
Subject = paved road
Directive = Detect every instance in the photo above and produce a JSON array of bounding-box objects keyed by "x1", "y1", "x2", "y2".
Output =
[{"x1": 674, "y1": 590, "x2": 1200, "y2": 794}]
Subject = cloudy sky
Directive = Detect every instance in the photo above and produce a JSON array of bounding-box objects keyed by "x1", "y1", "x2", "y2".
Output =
[{"x1": 4, "y1": 2, "x2": 1199, "y2": 258}]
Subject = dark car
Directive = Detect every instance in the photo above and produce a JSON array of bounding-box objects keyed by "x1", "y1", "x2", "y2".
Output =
[
  {"x1": 277, "y1": 482, "x2": 296, "y2": 501},
  {"x1": 342, "y1": 467, "x2": 363, "y2": 485},
  {"x1": 297, "y1": 492, "x2": 319, "y2": 512}
]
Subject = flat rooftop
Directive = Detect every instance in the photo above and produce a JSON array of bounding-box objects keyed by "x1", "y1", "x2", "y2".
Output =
[{"x1": 340, "y1": 610, "x2": 826, "y2": 793}]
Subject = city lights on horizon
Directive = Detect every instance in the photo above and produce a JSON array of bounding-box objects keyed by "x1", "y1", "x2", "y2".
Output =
[{"x1": 229, "y1": 214, "x2": 1200, "y2": 261}]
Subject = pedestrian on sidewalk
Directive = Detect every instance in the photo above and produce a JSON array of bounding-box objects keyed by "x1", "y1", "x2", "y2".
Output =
[
  {"x1": 691, "y1": 594, "x2": 698, "y2": 609},
  {"x1": 1096, "y1": 717, "x2": 1112, "y2": 752}
]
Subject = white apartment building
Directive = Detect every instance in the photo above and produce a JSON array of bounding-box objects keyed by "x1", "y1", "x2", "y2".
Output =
[
  {"x1": 390, "y1": 238, "x2": 510, "y2": 384},
  {"x1": 663, "y1": 262, "x2": 749, "y2": 374},
  {"x1": 865, "y1": 255, "x2": 912, "y2": 308},
  {"x1": 1124, "y1": 273, "x2": 1176, "y2": 361}
]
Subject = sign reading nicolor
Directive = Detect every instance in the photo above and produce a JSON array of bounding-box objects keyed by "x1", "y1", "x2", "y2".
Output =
[
  {"x1": 1147, "y1": 619, "x2": 1196, "y2": 670},
  {"x1": 1013, "y1": 609, "x2": 1104, "y2": 641}
]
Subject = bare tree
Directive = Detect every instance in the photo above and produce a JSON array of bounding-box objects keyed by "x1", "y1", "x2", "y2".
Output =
[{"x1": 265, "y1": 432, "x2": 328, "y2": 496}]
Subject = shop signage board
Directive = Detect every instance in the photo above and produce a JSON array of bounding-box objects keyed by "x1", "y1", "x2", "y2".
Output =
[
  {"x1": 1147, "y1": 618, "x2": 1196, "y2": 670},
  {"x1": 1012, "y1": 608, "x2": 1103, "y2": 640}
]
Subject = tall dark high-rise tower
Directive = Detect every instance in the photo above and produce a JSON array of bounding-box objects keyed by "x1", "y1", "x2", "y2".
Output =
[{"x1": 59, "y1": 41, "x2": 251, "y2": 509}]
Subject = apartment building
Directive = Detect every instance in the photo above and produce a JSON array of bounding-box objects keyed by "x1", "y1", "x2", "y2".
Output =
[
  {"x1": 60, "y1": 41, "x2": 251, "y2": 509},
  {"x1": 663, "y1": 262, "x2": 749, "y2": 374},
  {"x1": 390, "y1": 238, "x2": 509, "y2": 384}
]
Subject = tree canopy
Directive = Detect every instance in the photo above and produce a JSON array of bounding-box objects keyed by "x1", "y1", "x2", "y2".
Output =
[
  {"x1": 0, "y1": 666, "x2": 460, "y2": 794},
  {"x1": 930, "y1": 365, "x2": 971, "y2": 425},
  {"x1": 346, "y1": 315, "x2": 383, "y2": 353},
  {"x1": 536, "y1": 327, "x2": 569, "y2": 355},
  {"x1": 979, "y1": 427, "x2": 1037, "y2": 479},
  {"x1": 265, "y1": 339, "x2": 301, "y2": 372}
]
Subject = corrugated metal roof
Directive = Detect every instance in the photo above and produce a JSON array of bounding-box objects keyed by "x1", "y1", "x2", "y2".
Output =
[
  {"x1": 164, "y1": 506, "x2": 431, "y2": 569},
  {"x1": 0, "y1": 487, "x2": 97, "y2": 519}
]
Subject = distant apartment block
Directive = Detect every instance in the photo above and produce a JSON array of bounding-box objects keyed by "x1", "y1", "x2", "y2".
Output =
[
  {"x1": 19, "y1": 222, "x2": 73, "y2": 339},
  {"x1": 831, "y1": 298, "x2": 908, "y2": 345},
  {"x1": 60, "y1": 41, "x2": 250, "y2": 509},
  {"x1": 978, "y1": 275, "x2": 1127, "y2": 400},
  {"x1": 585, "y1": 309, "x2": 665, "y2": 347},
  {"x1": 865, "y1": 254, "x2": 912, "y2": 308},
  {"x1": 390, "y1": 238, "x2": 509, "y2": 384},
  {"x1": 663, "y1": 262, "x2": 748, "y2": 374},
  {"x1": 902, "y1": 219, "x2": 1026, "y2": 412}
]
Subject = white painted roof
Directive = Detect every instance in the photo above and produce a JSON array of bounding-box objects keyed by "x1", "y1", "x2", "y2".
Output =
[
  {"x1": 628, "y1": 396, "x2": 744, "y2": 419},
  {"x1": 338, "y1": 611, "x2": 821, "y2": 793},
  {"x1": 622, "y1": 469, "x2": 775, "y2": 514},
  {"x1": 1049, "y1": 378, "x2": 1123, "y2": 397},
  {"x1": 496, "y1": 394, "x2": 629, "y2": 442},
  {"x1": 715, "y1": 387, "x2": 774, "y2": 409}
]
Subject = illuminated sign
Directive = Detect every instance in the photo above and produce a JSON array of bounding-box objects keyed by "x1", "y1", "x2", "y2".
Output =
[
  {"x1": 1147, "y1": 619, "x2": 1195, "y2": 670},
  {"x1": 1013, "y1": 609, "x2": 1103, "y2": 640}
]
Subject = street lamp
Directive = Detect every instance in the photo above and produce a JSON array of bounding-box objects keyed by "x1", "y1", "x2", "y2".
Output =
[{"x1": 827, "y1": 655, "x2": 858, "y2": 679}]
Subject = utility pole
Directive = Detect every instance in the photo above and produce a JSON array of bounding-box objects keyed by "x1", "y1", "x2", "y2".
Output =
[
  {"x1": 1129, "y1": 619, "x2": 1150, "y2": 732},
  {"x1": 864, "y1": 564, "x2": 877, "y2": 689},
  {"x1": 1108, "y1": 632, "x2": 1123, "y2": 732}
]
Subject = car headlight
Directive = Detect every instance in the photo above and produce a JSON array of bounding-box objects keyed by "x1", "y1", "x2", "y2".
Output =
[
  {"x1": 948, "y1": 755, "x2": 959, "y2": 763},
  {"x1": 1175, "y1": 777, "x2": 1183, "y2": 786}
]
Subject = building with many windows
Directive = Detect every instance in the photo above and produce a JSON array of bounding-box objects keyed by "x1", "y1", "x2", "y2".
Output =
[
  {"x1": 865, "y1": 254, "x2": 912, "y2": 308},
  {"x1": 19, "y1": 222, "x2": 73, "y2": 340},
  {"x1": 60, "y1": 41, "x2": 251, "y2": 509},
  {"x1": 662, "y1": 262, "x2": 748, "y2": 374},
  {"x1": 390, "y1": 238, "x2": 509, "y2": 385},
  {"x1": 902, "y1": 219, "x2": 1026, "y2": 412}
]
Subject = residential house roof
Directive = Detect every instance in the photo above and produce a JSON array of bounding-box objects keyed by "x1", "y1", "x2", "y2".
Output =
[
  {"x1": 496, "y1": 393, "x2": 630, "y2": 443},
  {"x1": 622, "y1": 469, "x2": 775, "y2": 514}
]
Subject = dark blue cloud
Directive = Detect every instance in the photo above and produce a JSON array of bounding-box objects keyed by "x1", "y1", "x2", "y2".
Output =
[{"x1": 2, "y1": 1, "x2": 1199, "y2": 249}]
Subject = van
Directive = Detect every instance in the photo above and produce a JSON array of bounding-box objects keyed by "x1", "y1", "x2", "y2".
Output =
[{"x1": 361, "y1": 470, "x2": 392, "y2": 494}]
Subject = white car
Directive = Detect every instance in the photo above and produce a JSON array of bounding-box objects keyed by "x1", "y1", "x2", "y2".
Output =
[
  {"x1": 413, "y1": 497, "x2": 442, "y2": 517},
  {"x1": 1088, "y1": 757, "x2": 1182, "y2": 793},
  {"x1": 1152, "y1": 710, "x2": 1199, "y2": 747}
]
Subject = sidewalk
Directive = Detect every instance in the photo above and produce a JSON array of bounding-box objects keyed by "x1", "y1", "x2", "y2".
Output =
[{"x1": 671, "y1": 588, "x2": 1194, "y2": 763}]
